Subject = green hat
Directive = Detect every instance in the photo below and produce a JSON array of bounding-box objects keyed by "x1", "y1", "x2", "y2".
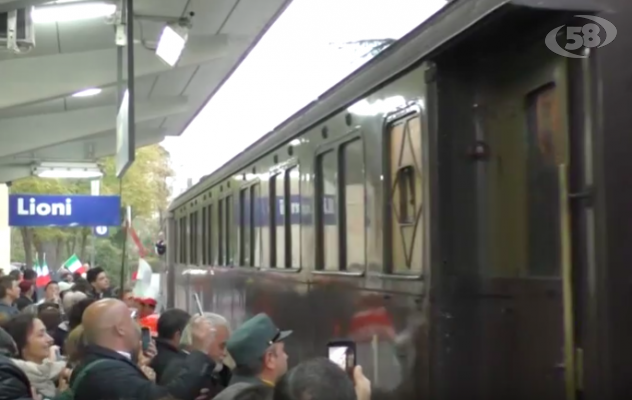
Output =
[{"x1": 227, "y1": 313, "x2": 292, "y2": 366}]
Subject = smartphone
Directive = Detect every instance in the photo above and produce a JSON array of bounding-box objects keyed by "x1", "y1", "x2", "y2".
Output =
[
  {"x1": 130, "y1": 308, "x2": 138, "y2": 319},
  {"x1": 141, "y1": 327, "x2": 151, "y2": 352},
  {"x1": 327, "y1": 340, "x2": 356, "y2": 377}
]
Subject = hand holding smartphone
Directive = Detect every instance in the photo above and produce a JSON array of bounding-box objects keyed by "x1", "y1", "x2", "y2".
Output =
[{"x1": 327, "y1": 339, "x2": 356, "y2": 377}]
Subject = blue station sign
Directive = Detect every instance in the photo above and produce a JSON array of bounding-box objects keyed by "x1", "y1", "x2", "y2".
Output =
[{"x1": 9, "y1": 194, "x2": 121, "y2": 227}]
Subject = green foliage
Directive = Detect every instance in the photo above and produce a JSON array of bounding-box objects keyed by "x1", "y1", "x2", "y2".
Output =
[
  {"x1": 10, "y1": 144, "x2": 174, "y2": 273},
  {"x1": 93, "y1": 239, "x2": 123, "y2": 288}
]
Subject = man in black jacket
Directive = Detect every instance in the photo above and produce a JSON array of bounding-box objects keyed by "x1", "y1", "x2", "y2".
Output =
[
  {"x1": 0, "y1": 327, "x2": 34, "y2": 400},
  {"x1": 150, "y1": 308, "x2": 191, "y2": 382},
  {"x1": 70, "y1": 298, "x2": 216, "y2": 400}
]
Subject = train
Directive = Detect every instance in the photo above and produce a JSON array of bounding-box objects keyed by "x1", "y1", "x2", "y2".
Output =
[{"x1": 166, "y1": 0, "x2": 632, "y2": 399}]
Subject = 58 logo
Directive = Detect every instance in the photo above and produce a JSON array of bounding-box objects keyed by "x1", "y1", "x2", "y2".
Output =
[{"x1": 545, "y1": 15, "x2": 617, "y2": 58}]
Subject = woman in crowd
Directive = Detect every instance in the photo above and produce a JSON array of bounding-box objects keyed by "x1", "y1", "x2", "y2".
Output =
[{"x1": 3, "y1": 314, "x2": 68, "y2": 399}]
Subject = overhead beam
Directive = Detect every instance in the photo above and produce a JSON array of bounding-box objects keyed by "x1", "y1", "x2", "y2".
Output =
[
  {"x1": 0, "y1": 126, "x2": 167, "y2": 162},
  {"x1": 0, "y1": 34, "x2": 237, "y2": 109},
  {"x1": 0, "y1": 164, "x2": 30, "y2": 183},
  {"x1": 0, "y1": 96, "x2": 187, "y2": 157}
]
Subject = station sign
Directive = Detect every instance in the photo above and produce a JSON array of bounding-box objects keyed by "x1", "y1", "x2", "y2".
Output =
[{"x1": 9, "y1": 194, "x2": 121, "y2": 227}]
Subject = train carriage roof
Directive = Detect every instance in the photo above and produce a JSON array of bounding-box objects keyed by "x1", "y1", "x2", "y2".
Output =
[{"x1": 170, "y1": 0, "x2": 604, "y2": 211}]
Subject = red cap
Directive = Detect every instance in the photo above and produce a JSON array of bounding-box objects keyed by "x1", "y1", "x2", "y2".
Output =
[
  {"x1": 141, "y1": 298, "x2": 157, "y2": 306},
  {"x1": 18, "y1": 280, "x2": 33, "y2": 292},
  {"x1": 139, "y1": 314, "x2": 159, "y2": 335}
]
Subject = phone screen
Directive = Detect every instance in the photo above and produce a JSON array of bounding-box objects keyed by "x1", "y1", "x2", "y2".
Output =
[
  {"x1": 141, "y1": 328, "x2": 151, "y2": 351},
  {"x1": 328, "y1": 344, "x2": 355, "y2": 375}
]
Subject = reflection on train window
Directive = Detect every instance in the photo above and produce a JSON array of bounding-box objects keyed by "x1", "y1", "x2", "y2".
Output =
[
  {"x1": 218, "y1": 199, "x2": 224, "y2": 265},
  {"x1": 207, "y1": 205, "x2": 214, "y2": 265},
  {"x1": 190, "y1": 211, "x2": 198, "y2": 265},
  {"x1": 342, "y1": 139, "x2": 365, "y2": 271},
  {"x1": 251, "y1": 183, "x2": 262, "y2": 267},
  {"x1": 317, "y1": 150, "x2": 338, "y2": 270},
  {"x1": 286, "y1": 166, "x2": 300, "y2": 268},
  {"x1": 387, "y1": 115, "x2": 423, "y2": 273},
  {"x1": 202, "y1": 207, "x2": 207, "y2": 265},
  {"x1": 239, "y1": 188, "x2": 251, "y2": 266}
]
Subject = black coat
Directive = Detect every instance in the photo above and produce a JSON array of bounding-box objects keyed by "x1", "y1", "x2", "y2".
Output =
[
  {"x1": 0, "y1": 354, "x2": 34, "y2": 400},
  {"x1": 160, "y1": 356, "x2": 232, "y2": 399},
  {"x1": 149, "y1": 338, "x2": 187, "y2": 383},
  {"x1": 70, "y1": 345, "x2": 213, "y2": 400}
]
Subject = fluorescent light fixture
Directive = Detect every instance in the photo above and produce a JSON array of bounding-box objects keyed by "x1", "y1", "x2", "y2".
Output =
[
  {"x1": 156, "y1": 25, "x2": 187, "y2": 67},
  {"x1": 72, "y1": 88, "x2": 102, "y2": 98},
  {"x1": 33, "y1": 162, "x2": 103, "y2": 179},
  {"x1": 32, "y1": 2, "x2": 116, "y2": 24}
]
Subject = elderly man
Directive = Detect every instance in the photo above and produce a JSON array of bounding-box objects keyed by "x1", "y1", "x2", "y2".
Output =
[
  {"x1": 160, "y1": 312, "x2": 232, "y2": 398},
  {"x1": 53, "y1": 290, "x2": 88, "y2": 351},
  {"x1": 69, "y1": 298, "x2": 217, "y2": 400},
  {"x1": 226, "y1": 313, "x2": 291, "y2": 388}
]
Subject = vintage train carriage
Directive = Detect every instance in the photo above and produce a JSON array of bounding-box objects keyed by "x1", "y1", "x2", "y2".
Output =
[{"x1": 166, "y1": 0, "x2": 632, "y2": 399}]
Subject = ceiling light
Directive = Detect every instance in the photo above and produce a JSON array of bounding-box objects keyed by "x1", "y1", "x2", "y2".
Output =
[
  {"x1": 32, "y1": 2, "x2": 116, "y2": 23},
  {"x1": 72, "y1": 88, "x2": 102, "y2": 98},
  {"x1": 33, "y1": 162, "x2": 103, "y2": 179},
  {"x1": 156, "y1": 25, "x2": 188, "y2": 67}
]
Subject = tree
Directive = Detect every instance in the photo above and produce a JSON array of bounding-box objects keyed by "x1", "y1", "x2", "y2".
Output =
[{"x1": 10, "y1": 144, "x2": 173, "y2": 273}]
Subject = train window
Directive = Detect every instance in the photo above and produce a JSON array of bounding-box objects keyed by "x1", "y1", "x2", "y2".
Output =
[
  {"x1": 225, "y1": 195, "x2": 233, "y2": 265},
  {"x1": 341, "y1": 139, "x2": 365, "y2": 271},
  {"x1": 218, "y1": 199, "x2": 224, "y2": 265},
  {"x1": 483, "y1": 83, "x2": 564, "y2": 278},
  {"x1": 286, "y1": 166, "x2": 299, "y2": 268},
  {"x1": 396, "y1": 166, "x2": 416, "y2": 224},
  {"x1": 386, "y1": 114, "x2": 424, "y2": 274},
  {"x1": 176, "y1": 218, "x2": 180, "y2": 263},
  {"x1": 207, "y1": 205, "x2": 214, "y2": 265},
  {"x1": 317, "y1": 150, "x2": 339, "y2": 270},
  {"x1": 202, "y1": 207, "x2": 207, "y2": 265},
  {"x1": 190, "y1": 211, "x2": 198, "y2": 265},
  {"x1": 180, "y1": 217, "x2": 187, "y2": 264},
  {"x1": 251, "y1": 183, "x2": 262, "y2": 267},
  {"x1": 239, "y1": 188, "x2": 251, "y2": 266},
  {"x1": 273, "y1": 173, "x2": 285, "y2": 268}
]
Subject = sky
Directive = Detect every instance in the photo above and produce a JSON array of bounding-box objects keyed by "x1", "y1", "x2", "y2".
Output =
[{"x1": 163, "y1": 0, "x2": 447, "y2": 196}]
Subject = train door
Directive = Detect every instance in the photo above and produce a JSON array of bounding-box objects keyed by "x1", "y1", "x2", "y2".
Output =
[{"x1": 473, "y1": 44, "x2": 579, "y2": 400}]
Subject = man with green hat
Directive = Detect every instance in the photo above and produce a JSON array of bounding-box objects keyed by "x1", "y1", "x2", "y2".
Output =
[{"x1": 226, "y1": 313, "x2": 291, "y2": 388}]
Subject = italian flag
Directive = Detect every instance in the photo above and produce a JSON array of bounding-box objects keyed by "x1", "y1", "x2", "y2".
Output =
[
  {"x1": 36, "y1": 254, "x2": 51, "y2": 287},
  {"x1": 63, "y1": 254, "x2": 86, "y2": 274}
]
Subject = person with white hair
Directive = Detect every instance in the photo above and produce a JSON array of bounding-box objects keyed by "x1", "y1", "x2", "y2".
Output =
[
  {"x1": 52, "y1": 290, "x2": 88, "y2": 352},
  {"x1": 160, "y1": 312, "x2": 232, "y2": 398}
]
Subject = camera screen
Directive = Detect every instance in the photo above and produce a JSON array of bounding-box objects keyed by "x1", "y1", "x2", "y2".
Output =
[{"x1": 328, "y1": 346, "x2": 352, "y2": 370}]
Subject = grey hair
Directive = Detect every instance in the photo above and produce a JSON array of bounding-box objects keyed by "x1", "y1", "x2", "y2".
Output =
[
  {"x1": 62, "y1": 291, "x2": 87, "y2": 314},
  {"x1": 180, "y1": 312, "x2": 230, "y2": 347}
]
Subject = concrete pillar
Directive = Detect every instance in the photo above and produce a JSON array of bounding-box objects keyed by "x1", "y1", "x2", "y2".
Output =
[{"x1": 0, "y1": 184, "x2": 9, "y2": 273}]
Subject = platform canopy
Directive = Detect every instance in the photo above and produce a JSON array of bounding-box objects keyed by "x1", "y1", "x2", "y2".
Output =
[{"x1": 0, "y1": 0, "x2": 290, "y2": 183}]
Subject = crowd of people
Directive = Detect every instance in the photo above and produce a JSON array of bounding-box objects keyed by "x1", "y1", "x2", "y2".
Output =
[{"x1": 0, "y1": 266, "x2": 372, "y2": 400}]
